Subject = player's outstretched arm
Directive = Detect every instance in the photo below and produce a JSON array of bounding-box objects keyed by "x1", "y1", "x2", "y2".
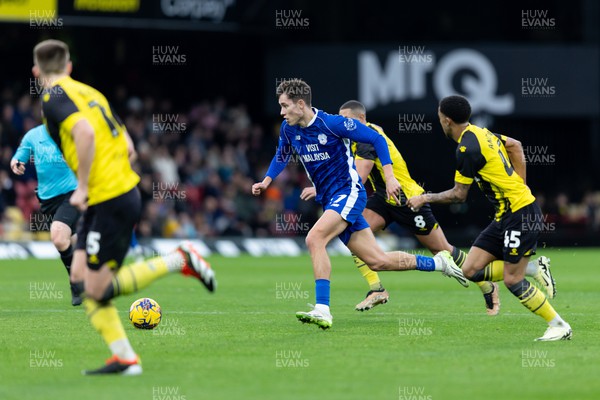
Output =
[
  {"x1": 252, "y1": 176, "x2": 273, "y2": 196},
  {"x1": 503, "y1": 136, "x2": 526, "y2": 183},
  {"x1": 11, "y1": 130, "x2": 33, "y2": 175},
  {"x1": 340, "y1": 119, "x2": 400, "y2": 202},
  {"x1": 70, "y1": 119, "x2": 95, "y2": 211},
  {"x1": 406, "y1": 182, "x2": 471, "y2": 211},
  {"x1": 253, "y1": 128, "x2": 291, "y2": 196}
]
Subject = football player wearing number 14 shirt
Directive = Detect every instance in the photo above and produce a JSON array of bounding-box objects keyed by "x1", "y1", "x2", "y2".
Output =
[
  {"x1": 34, "y1": 39, "x2": 216, "y2": 375},
  {"x1": 252, "y1": 79, "x2": 467, "y2": 330},
  {"x1": 407, "y1": 95, "x2": 571, "y2": 342}
]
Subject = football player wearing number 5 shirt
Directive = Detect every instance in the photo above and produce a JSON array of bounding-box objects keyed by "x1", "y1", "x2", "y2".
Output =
[
  {"x1": 252, "y1": 79, "x2": 466, "y2": 330},
  {"x1": 34, "y1": 40, "x2": 216, "y2": 375},
  {"x1": 407, "y1": 95, "x2": 571, "y2": 341}
]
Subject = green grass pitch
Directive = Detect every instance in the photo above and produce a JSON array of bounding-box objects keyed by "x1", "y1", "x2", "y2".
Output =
[{"x1": 1, "y1": 248, "x2": 599, "y2": 400}]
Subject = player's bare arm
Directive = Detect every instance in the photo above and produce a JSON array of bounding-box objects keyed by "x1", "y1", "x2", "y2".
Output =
[
  {"x1": 382, "y1": 163, "x2": 401, "y2": 204},
  {"x1": 503, "y1": 136, "x2": 527, "y2": 183},
  {"x1": 252, "y1": 176, "x2": 272, "y2": 196},
  {"x1": 355, "y1": 158, "x2": 374, "y2": 185},
  {"x1": 70, "y1": 119, "x2": 95, "y2": 211},
  {"x1": 407, "y1": 182, "x2": 471, "y2": 211}
]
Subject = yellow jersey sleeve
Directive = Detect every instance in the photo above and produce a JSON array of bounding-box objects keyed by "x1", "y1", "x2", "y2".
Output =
[{"x1": 454, "y1": 170, "x2": 473, "y2": 185}]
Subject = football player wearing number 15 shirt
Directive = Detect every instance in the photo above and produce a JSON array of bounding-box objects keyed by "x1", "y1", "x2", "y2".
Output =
[{"x1": 407, "y1": 95, "x2": 571, "y2": 342}]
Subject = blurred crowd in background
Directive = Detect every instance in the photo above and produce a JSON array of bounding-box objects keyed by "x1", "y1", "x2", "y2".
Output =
[
  {"x1": 0, "y1": 87, "x2": 598, "y2": 242},
  {"x1": 0, "y1": 87, "x2": 321, "y2": 241}
]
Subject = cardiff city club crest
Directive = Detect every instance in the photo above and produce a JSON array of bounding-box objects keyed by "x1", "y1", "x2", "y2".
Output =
[
  {"x1": 318, "y1": 134, "x2": 327, "y2": 145},
  {"x1": 343, "y1": 118, "x2": 357, "y2": 131}
]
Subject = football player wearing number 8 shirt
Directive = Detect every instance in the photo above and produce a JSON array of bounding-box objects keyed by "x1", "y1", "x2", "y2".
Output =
[
  {"x1": 407, "y1": 95, "x2": 571, "y2": 342},
  {"x1": 34, "y1": 39, "x2": 216, "y2": 375},
  {"x1": 332, "y1": 100, "x2": 502, "y2": 315}
]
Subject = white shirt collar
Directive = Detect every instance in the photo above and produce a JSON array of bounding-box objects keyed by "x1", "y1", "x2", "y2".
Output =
[{"x1": 304, "y1": 107, "x2": 319, "y2": 128}]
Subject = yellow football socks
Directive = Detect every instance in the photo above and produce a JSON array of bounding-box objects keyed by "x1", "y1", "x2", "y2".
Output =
[
  {"x1": 482, "y1": 260, "x2": 505, "y2": 282},
  {"x1": 84, "y1": 298, "x2": 127, "y2": 345},
  {"x1": 508, "y1": 280, "x2": 557, "y2": 322},
  {"x1": 353, "y1": 254, "x2": 383, "y2": 290},
  {"x1": 111, "y1": 256, "x2": 171, "y2": 296}
]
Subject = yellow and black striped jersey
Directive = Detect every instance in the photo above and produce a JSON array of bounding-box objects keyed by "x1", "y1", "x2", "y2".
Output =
[
  {"x1": 42, "y1": 76, "x2": 139, "y2": 206},
  {"x1": 352, "y1": 122, "x2": 424, "y2": 206},
  {"x1": 454, "y1": 124, "x2": 535, "y2": 220}
]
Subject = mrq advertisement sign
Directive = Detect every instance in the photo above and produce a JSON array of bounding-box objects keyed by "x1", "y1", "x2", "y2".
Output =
[{"x1": 266, "y1": 45, "x2": 598, "y2": 118}]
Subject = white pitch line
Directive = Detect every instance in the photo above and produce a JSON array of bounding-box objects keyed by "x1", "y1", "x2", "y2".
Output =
[{"x1": 1, "y1": 309, "x2": 588, "y2": 317}]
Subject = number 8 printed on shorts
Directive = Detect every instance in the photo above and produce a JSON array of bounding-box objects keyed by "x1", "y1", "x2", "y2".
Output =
[{"x1": 414, "y1": 215, "x2": 426, "y2": 229}]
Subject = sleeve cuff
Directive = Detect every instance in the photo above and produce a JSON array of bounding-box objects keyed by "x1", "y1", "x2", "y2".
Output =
[{"x1": 454, "y1": 172, "x2": 473, "y2": 185}]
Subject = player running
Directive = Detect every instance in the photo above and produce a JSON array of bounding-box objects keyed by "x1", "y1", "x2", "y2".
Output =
[
  {"x1": 407, "y1": 95, "x2": 569, "y2": 341},
  {"x1": 34, "y1": 39, "x2": 216, "y2": 375},
  {"x1": 11, "y1": 124, "x2": 82, "y2": 305},
  {"x1": 301, "y1": 100, "x2": 501, "y2": 315},
  {"x1": 252, "y1": 79, "x2": 467, "y2": 331}
]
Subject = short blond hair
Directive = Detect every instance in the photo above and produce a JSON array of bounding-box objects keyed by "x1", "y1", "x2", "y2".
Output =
[{"x1": 34, "y1": 40, "x2": 70, "y2": 75}]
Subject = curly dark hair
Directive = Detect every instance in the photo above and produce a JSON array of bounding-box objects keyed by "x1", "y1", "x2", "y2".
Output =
[{"x1": 439, "y1": 95, "x2": 471, "y2": 124}]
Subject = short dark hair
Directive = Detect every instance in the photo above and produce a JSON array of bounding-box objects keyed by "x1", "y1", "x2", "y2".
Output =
[
  {"x1": 34, "y1": 39, "x2": 70, "y2": 75},
  {"x1": 339, "y1": 100, "x2": 366, "y2": 115},
  {"x1": 276, "y1": 78, "x2": 311, "y2": 106},
  {"x1": 439, "y1": 95, "x2": 471, "y2": 124}
]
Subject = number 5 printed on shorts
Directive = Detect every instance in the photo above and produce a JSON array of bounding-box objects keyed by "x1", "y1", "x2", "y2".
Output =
[
  {"x1": 504, "y1": 230, "x2": 521, "y2": 248},
  {"x1": 87, "y1": 231, "x2": 101, "y2": 255}
]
